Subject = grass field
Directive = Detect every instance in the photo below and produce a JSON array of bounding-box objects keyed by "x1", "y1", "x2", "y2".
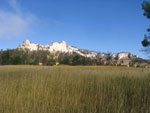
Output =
[{"x1": 0, "y1": 65, "x2": 150, "y2": 113}]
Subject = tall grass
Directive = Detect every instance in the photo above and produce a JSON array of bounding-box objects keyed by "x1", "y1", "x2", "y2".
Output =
[{"x1": 0, "y1": 65, "x2": 150, "y2": 113}]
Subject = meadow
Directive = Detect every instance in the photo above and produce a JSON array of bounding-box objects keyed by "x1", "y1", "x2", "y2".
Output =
[{"x1": 0, "y1": 65, "x2": 150, "y2": 113}]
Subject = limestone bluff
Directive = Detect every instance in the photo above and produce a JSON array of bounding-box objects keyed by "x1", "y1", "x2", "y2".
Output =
[
  {"x1": 18, "y1": 40, "x2": 138, "y2": 60},
  {"x1": 18, "y1": 40, "x2": 98, "y2": 58}
]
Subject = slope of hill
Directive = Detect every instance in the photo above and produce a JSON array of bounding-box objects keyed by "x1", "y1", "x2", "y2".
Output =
[
  {"x1": 18, "y1": 40, "x2": 138, "y2": 60},
  {"x1": 0, "y1": 40, "x2": 149, "y2": 67}
]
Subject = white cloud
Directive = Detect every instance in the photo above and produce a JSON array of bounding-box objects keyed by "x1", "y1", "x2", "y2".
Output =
[
  {"x1": 8, "y1": 0, "x2": 21, "y2": 13},
  {"x1": 0, "y1": 0, "x2": 37, "y2": 40}
]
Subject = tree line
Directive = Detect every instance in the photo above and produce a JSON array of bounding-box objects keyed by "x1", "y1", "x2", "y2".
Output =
[
  {"x1": 0, "y1": 49, "x2": 147, "y2": 66},
  {"x1": 0, "y1": 49, "x2": 100, "y2": 66}
]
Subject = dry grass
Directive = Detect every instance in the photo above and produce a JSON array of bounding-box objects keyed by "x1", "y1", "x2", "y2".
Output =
[{"x1": 0, "y1": 65, "x2": 150, "y2": 113}]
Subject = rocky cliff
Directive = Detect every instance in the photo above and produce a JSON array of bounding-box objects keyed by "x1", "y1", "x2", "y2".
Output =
[
  {"x1": 18, "y1": 40, "x2": 98, "y2": 58},
  {"x1": 18, "y1": 40, "x2": 138, "y2": 60}
]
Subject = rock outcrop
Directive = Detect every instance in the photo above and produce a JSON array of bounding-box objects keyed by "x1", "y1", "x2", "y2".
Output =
[
  {"x1": 18, "y1": 40, "x2": 138, "y2": 60},
  {"x1": 18, "y1": 40, "x2": 98, "y2": 58}
]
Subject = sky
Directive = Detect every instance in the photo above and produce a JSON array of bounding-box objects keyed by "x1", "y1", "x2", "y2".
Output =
[{"x1": 0, "y1": 0, "x2": 149, "y2": 59}]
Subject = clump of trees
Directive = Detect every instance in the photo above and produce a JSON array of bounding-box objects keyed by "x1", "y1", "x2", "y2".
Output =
[
  {"x1": 0, "y1": 49, "x2": 99, "y2": 66},
  {"x1": 0, "y1": 49, "x2": 56, "y2": 65},
  {"x1": 58, "y1": 53, "x2": 97, "y2": 65}
]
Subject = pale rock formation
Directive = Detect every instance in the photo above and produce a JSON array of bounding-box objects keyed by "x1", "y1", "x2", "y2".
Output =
[
  {"x1": 19, "y1": 40, "x2": 38, "y2": 51},
  {"x1": 18, "y1": 40, "x2": 97, "y2": 58},
  {"x1": 118, "y1": 53, "x2": 133, "y2": 59},
  {"x1": 99, "y1": 54, "x2": 105, "y2": 57},
  {"x1": 18, "y1": 40, "x2": 138, "y2": 59},
  {"x1": 112, "y1": 54, "x2": 118, "y2": 59},
  {"x1": 49, "y1": 41, "x2": 68, "y2": 52}
]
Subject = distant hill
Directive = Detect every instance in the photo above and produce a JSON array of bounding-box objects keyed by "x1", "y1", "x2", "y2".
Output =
[
  {"x1": 18, "y1": 40, "x2": 138, "y2": 59},
  {"x1": 0, "y1": 40, "x2": 149, "y2": 67}
]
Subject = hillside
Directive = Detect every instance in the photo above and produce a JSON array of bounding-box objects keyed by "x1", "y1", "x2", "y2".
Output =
[
  {"x1": 0, "y1": 40, "x2": 149, "y2": 67},
  {"x1": 18, "y1": 40, "x2": 138, "y2": 59}
]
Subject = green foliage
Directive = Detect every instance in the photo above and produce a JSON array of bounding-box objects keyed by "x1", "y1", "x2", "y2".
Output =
[
  {"x1": 0, "y1": 49, "x2": 96, "y2": 66},
  {"x1": 142, "y1": 1, "x2": 150, "y2": 47},
  {"x1": 142, "y1": 35, "x2": 150, "y2": 47},
  {"x1": 10, "y1": 56, "x2": 22, "y2": 65},
  {"x1": 1, "y1": 49, "x2": 10, "y2": 64},
  {"x1": 72, "y1": 55, "x2": 84, "y2": 65},
  {"x1": 48, "y1": 58, "x2": 56, "y2": 66},
  {"x1": 58, "y1": 53, "x2": 97, "y2": 65},
  {"x1": 0, "y1": 49, "x2": 147, "y2": 66},
  {"x1": 142, "y1": 1, "x2": 150, "y2": 18},
  {"x1": 58, "y1": 53, "x2": 73, "y2": 65},
  {"x1": 0, "y1": 49, "x2": 97, "y2": 66},
  {"x1": 27, "y1": 62, "x2": 39, "y2": 65},
  {"x1": 0, "y1": 49, "x2": 52, "y2": 65}
]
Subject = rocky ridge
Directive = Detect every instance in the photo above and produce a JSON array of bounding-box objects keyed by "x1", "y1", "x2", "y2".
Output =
[{"x1": 18, "y1": 40, "x2": 138, "y2": 60}]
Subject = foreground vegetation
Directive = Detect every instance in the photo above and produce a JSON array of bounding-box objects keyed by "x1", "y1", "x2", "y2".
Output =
[{"x1": 0, "y1": 66, "x2": 150, "y2": 113}]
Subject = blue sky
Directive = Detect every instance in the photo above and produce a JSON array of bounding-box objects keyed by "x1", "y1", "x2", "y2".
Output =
[{"x1": 0, "y1": 0, "x2": 149, "y2": 59}]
